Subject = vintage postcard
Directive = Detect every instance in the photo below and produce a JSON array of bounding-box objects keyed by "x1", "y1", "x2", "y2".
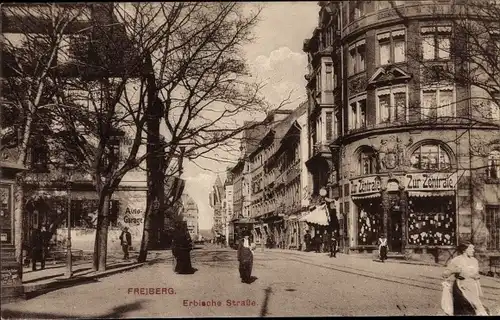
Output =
[{"x1": 1, "y1": 1, "x2": 500, "y2": 318}]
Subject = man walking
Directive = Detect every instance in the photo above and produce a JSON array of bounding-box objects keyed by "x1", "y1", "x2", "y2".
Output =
[
  {"x1": 329, "y1": 231, "x2": 338, "y2": 258},
  {"x1": 237, "y1": 231, "x2": 255, "y2": 283},
  {"x1": 119, "y1": 227, "x2": 132, "y2": 260}
]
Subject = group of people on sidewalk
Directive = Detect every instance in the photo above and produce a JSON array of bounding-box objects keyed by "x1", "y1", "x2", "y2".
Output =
[{"x1": 303, "y1": 230, "x2": 338, "y2": 258}]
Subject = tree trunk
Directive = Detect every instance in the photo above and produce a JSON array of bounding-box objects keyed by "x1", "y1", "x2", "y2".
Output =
[
  {"x1": 13, "y1": 175, "x2": 24, "y2": 278},
  {"x1": 138, "y1": 201, "x2": 153, "y2": 263},
  {"x1": 93, "y1": 192, "x2": 111, "y2": 271}
]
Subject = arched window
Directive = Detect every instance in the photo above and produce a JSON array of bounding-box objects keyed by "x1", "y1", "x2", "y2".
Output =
[
  {"x1": 487, "y1": 150, "x2": 500, "y2": 180},
  {"x1": 358, "y1": 147, "x2": 377, "y2": 175},
  {"x1": 410, "y1": 143, "x2": 451, "y2": 170}
]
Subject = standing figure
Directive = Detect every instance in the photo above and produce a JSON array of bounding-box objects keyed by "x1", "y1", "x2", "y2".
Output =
[
  {"x1": 119, "y1": 227, "x2": 132, "y2": 260},
  {"x1": 237, "y1": 231, "x2": 255, "y2": 283},
  {"x1": 172, "y1": 223, "x2": 194, "y2": 274},
  {"x1": 314, "y1": 232, "x2": 322, "y2": 253},
  {"x1": 378, "y1": 233, "x2": 388, "y2": 262},
  {"x1": 442, "y1": 242, "x2": 489, "y2": 316},
  {"x1": 330, "y1": 231, "x2": 338, "y2": 258},
  {"x1": 30, "y1": 225, "x2": 45, "y2": 271},
  {"x1": 41, "y1": 225, "x2": 51, "y2": 264},
  {"x1": 304, "y1": 230, "x2": 312, "y2": 252}
]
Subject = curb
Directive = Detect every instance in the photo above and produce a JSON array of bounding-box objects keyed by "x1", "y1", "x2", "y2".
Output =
[{"x1": 23, "y1": 262, "x2": 146, "y2": 296}]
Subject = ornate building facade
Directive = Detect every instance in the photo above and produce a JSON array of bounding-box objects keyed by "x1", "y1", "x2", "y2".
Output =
[
  {"x1": 304, "y1": 1, "x2": 500, "y2": 264},
  {"x1": 249, "y1": 104, "x2": 311, "y2": 249}
]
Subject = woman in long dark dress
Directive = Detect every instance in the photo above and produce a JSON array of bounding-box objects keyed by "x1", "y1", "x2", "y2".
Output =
[{"x1": 172, "y1": 223, "x2": 194, "y2": 274}]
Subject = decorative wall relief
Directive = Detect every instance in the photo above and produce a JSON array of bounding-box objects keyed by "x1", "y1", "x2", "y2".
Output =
[
  {"x1": 347, "y1": 75, "x2": 367, "y2": 96},
  {"x1": 376, "y1": 136, "x2": 413, "y2": 171}
]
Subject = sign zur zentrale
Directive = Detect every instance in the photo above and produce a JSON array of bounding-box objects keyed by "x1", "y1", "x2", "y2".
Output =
[
  {"x1": 351, "y1": 176, "x2": 381, "y2": 195},
  {"x1": 404, "y1": 172, "x2": 457, "y2": 191}
]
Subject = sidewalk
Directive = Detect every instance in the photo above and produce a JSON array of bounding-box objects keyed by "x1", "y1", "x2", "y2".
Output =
[{"x1": 19, "y1": 251, "x2": 170, "y2": 300}]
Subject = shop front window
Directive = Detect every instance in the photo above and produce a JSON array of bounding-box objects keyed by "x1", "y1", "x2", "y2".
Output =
[
  {"x1": 357, "y1": 200, "x2": 382, "y2": 245},
  {"x1": 410, "y1": 143, "x2": 451, "y2": 170},
  {"x1": 407, "y1": 197, "x2": 456, "y2": 246}
]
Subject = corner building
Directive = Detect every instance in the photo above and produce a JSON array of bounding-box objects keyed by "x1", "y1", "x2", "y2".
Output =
[{"x1": 304, "y1": 1, "x2": 500, "y2": 264}]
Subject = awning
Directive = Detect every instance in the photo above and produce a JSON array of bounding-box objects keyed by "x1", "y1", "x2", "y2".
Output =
[
  {"x1": 408, "y1": 190, "x2": 455, "y2": 197},
  {"x1": 299, "y1": 204, "x2": 329, "y2": 226},
  {"x1": 351, "y1": 192, "x2": 381, "y2": 200}
]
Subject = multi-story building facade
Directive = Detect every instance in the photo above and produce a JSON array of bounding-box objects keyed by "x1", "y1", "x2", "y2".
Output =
[
  {"x1": 249, "y1": 104, "x2": 313, "y2": 249},
  {"x1": 304, "y1": 1, "x2": 500, "y2": 265},
  {"x1": 209, "y1": 175, "x2": 224, "y2": 237},
  {"x1": 228, "y1": 122, "x2": 268, "y2": 244},
  {"x1": 223, "y1": 170, "x2": 234, "y2": 246},
  {"x1": 180, "y1": 193, "x2": 199, "y2": 241}
]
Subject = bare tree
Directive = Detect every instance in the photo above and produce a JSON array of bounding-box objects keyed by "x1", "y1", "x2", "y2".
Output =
[
  {"x1": 1, "y1": 4, "x2": 92, "y2": 265},
  {"x1": 113, "y1": 2, "x2": 295, "y2": 262},
  {"x1": 2, "y1": 3, "x2": 294, "y2": 271}
]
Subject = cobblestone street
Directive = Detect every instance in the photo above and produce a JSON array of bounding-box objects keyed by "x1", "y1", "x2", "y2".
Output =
[{"x1": 3, "y1": 247, "x2": 500, "y2": 318}]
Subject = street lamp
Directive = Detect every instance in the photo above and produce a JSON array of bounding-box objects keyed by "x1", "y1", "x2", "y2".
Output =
[{"x1": 64, "y1": 163, "x2": 75, "y2": 279}]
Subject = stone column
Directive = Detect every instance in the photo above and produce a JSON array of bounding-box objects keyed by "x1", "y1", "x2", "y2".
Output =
[
  {"x1": 399, "y1": 185, "x2": 407, "y2": 253},
  {"x1": 380, "y1": 179, "x2": 390, "y2": 239}
]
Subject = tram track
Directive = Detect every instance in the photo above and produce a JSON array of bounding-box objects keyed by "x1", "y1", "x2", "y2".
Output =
[{"x1": 270, "y1": 251, "x2": 500, "y2": 302}]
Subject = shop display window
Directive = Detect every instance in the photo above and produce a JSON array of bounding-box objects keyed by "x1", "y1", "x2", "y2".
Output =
[
  {"x1": 357, "y1": 200, "x2": 381, "y2": 245},
  {"x1": 407, "y1": 197, "x2": 456, "y2": 246}
]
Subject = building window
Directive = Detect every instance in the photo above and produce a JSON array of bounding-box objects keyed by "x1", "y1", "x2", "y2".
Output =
[
  {"x1": 68, "y1": 199, "x2": 116, "y2": 228},
  {"x1": 421, "y1": 26, "x2": 451, "y2": 60},
  {"x1": 326, "y1": 111, "x2": 333, "y2": 141},
  {"x1": 376, "y1": 86, "x2": 407, "y2": 123},
  {"x1": 349, "y1": 1, "x2": 366, "y2": 22},
  {"x1": 349, "y1": 95, "x2": 367, "y2": 130},
  {"x1": 102, "y1": 137, "x2": 121, "y2": 171},
  {"x1": 31, "y1": 140, "x2": 50, "y2": 171},
  {"x1": 409, "y1": 143, "x2": 451, "y2": 171},
  {"x1": 58, "y1": 34, "x2": 89, "y2": 65},
  {"x1": 348, "y1": 39, "x2": 366, "y2": 76},
  {"x1": 486, "y1": 206, "x2": 500, "y2": 250},
  {"x1": 421, "y1": 85, "x2": 454, "y2": 119},
  {"x1": 325, "y1": 63, "x2": 333, "y2": 91},
  {"x1": 377, "y1": 30, "x2": 405, "y2": 65},
  {"x1": 487, "y1": 150, "x2": 500, "y2": 180},
  {"x1": 358, "y1": 147, "x2": 377, "y2": 175}
]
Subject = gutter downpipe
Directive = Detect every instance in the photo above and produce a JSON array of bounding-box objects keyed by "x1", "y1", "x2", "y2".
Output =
[{"x1": 339, "y1": 3, "x2": 348, "y2": 254}]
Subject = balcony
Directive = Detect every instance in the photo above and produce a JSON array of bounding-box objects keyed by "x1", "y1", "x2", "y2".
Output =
[{"x1": 313, "y1": 142, "x2": 331, "y2": 156}]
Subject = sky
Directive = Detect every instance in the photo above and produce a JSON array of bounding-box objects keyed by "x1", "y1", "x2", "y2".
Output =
[{"x1": 182, "y1": 2, "x2": 319, "y2": 230}]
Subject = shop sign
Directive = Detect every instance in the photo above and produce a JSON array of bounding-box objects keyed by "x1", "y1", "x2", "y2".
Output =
[
  {"x1": 350, "y1": 176, "x2": 381, "y2": 195},
  {"x1": 405, "y1": 172, "x2": 457, "y2": 191}
]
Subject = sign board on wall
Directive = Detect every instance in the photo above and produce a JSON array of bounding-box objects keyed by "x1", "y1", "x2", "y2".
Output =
[
  {"x1": 350, "y1": 176, "x2": 381, "y2": 195},
  {"x1": 404, "y1": 172, "x2": 458, "y2": 191}
]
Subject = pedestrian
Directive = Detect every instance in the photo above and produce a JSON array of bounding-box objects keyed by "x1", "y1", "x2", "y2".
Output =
[
  {"x1": 172, "y1": 222, "x2": 194, "y2": 274},
  {"x1": 237, "y1": 231, "x2": 255, "y2": 283},
  {"x1": 41, "y1": 224, "x2": 51, "y2": 263},
  {"x1": 441, "y1": 242, "x2": 489, "y2": 316},
  {"x1": 304, "y1": 230, "x2": 311, "y2": 252},
  {"x1": 322, "y1": 230, "x2": 329, "y2": 253},
  {"x1": 329, "y1": 231, "x2": 338, "y2": 258},
  {"x1": 378, "y1": 233, "x2": 388, "y2": 262},
  {"x1": 30, "y1": 225, "x2": 45, "y2": 271},
  {"x1": 314, "y1": 232, "x2": 322, "y2": 253},
  {"x1": 119, "y1": 227, "x2": 132, "y2": 260}
]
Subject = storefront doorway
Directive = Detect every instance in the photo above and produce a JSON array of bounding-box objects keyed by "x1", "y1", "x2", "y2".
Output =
[{"x1": 390, "y1": 210, "x2": 403, "y2": 252}]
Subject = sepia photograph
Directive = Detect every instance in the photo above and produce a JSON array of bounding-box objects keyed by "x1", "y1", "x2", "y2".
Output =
[{"x1": 1, "y1": 1, "x2": 499, "y2": 317}]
